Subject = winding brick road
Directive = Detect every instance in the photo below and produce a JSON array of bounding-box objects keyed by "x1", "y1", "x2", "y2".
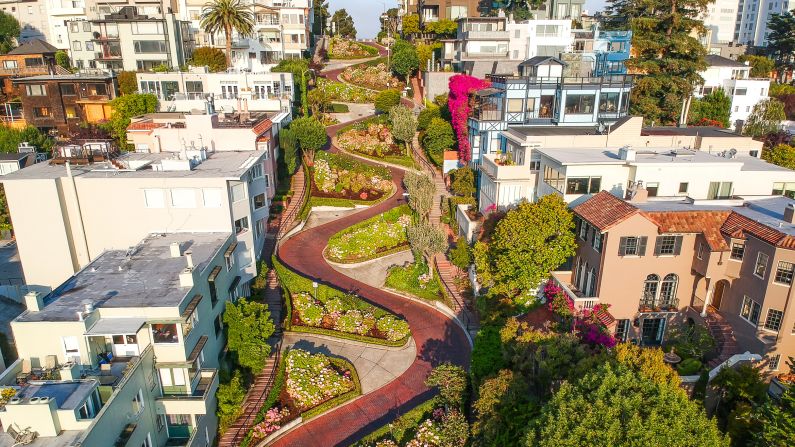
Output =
[{"x1": 271, "y1": 120, "x2": 471, "y2": 445}]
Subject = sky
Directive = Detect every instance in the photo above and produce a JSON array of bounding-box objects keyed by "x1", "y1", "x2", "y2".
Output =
[{"x1": 327, "y1": 0, "x2": 608, "y2": 39}]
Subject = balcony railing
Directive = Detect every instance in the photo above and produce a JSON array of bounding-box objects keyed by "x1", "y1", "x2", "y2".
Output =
[
  {"x1": 638, "y1": 293, "x2": 679, "y2": 312},
  {"x1": 0, "y1": 66, "x2": 50, "y2": 76}
]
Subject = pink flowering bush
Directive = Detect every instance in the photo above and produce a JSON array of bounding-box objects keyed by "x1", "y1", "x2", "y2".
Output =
[
  {"x1": 448, "y1": 74, "x2": 490, "y2": 163},
  {"x1": 545, "y1": 279, "x2": 574, "y2": 319},
  {"x1": 576, "y1": 303, "x2": 617, "y2": 348},
  {"x1": 250, "y1": 408, "x2": 290, "y2": 440}
]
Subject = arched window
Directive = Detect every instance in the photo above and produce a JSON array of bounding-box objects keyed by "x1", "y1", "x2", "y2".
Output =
[
  {"x1": 643, "y1": 274, "x2": 659, "y2": 305},
  {"x1": 660, "y1": 274, "x2": 679, "y2": 306}
]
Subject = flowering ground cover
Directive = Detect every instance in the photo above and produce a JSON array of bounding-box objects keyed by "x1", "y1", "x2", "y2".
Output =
[
  {"x1": 385, "y1": 259, "x2": 446, "y2": 302},
  {"x1": 337, "y1": 116, "x2": 415, "y2": 168},
  {"x1": 273, "y1": 257, "x2": 412, "y2": 346},
  {"x1": 317, "y1": 78, "x2": 377, "y2": 103},
  {"x1": 341, "y1": 62, "x2": 404, "y2": 91},
  {"x1": 325, "y1": 204, "x2": 413, "y2": 263},
  {"x1": 311, "y1": 150, "x2": 393, "y2": 204},
  {"x1": 329, "y1": 38, "x2": 378, "y2": 59}
]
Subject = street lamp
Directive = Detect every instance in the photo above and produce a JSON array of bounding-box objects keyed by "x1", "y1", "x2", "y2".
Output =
[{"x1": 312, "y1": 281, "x2": 319, "y2": 300}]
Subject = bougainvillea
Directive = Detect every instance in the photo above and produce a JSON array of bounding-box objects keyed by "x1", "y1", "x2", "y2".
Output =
[
  {"x1": 448, "y1": 74, "x2": 490, "y2": 163},
  {"x1": 544, "y1": 279, "x2": 574, "y2": 319},
  {"x1": 576, "y1": 303, "x2": 617, "y2": 348}
]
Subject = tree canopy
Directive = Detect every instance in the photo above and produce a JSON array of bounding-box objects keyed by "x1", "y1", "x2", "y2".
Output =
[
  {"x1": 190, "y1": 46, "x2": 227, "y2": 72},
  {"x1": 688, "y1": 88, "x2": 732, "y2": 127},
  {"x1": 0, "y1": 12, "x2": 20, "y2": 54},
  {"x1": 738, "y1": 55, "x2": 775, "y2": 78},
  {"x1": 391, "y1": 40, "x2": 419, "y2": 79},
  {"x1": 767, "y1": 11, "x2": 795, "y2": 82},
  {"x1": 223, "y1": 298, "x2": 275, "y2": 373},
  {"x1": 388, "y1": 105, "x2": 417, "y2": 154},
  {"x1": 103, "y1": 94, "x2": 159, "y2": 148},
  {"x1": 290, "y1": 116, "x2": 327, "y2": 153},
  {"x1": 743, "y1": 98, "x2": 786, "y2": 137},
  {"x1": 331, "y1": 9, "x2": 356, "y2": 39},
  {"x1": 474, "y1": 195, "x2": 577, "y2": 300},
  {"x1": 200, "y1": 0, "x2": 254, "y2": 66},
  {"x1": 605, "y1": 0, "x2": 709, "y2": 125},
  {"x1": 117, "y1": 71, "x2": 138, "y2": 95},
  {"x1": 0, "y1": 126, "x2": 53, "y2": 153},
  {"x1": 763, "y1": 143, "x2": 795, "y2": 170},
  {"x1": 312, "y1": 0, "x2": 330, "y2": 36},
  {"x1": 375, "y1": 90, "x2": 401, "y2": 113}
]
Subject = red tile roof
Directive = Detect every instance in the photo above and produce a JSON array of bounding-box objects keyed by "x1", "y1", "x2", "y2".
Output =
[
  {"x1": 127, "y1": 121, "x2": 163, "y2": 131},
  {"x1": 642, "y1": 211, "x2": 732, "y2": 251},
  {"x1": 721, "y1": 212, "x2": 795, "y2": 249},
  {"x1": 251, "y1": 119, "x2": 272, "y2": 135},
  {"x1": 572, "y1": 191, "x2": 639, "y2": 230}
]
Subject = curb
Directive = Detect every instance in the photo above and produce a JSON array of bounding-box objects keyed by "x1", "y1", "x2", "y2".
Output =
[
  {"x1": 325, "y1": 247, "x2": 412, "y2": 268},
  {"x1": 280, "y1": 330, "x2": 415, "y2": 352}
]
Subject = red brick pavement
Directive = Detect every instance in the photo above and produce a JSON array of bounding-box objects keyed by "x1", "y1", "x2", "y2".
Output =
[{"x1": 270, "y1": 117, "x2": 471, "y2": 446}]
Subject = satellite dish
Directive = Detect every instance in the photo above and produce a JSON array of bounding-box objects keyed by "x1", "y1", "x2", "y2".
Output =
[{"x1": 729, "y1": 148, "x2": 737, "y2": 158}]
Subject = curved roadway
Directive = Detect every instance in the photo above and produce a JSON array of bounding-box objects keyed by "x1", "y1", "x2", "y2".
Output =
[{"x1": 271, "y1": 119, "x2": 471, "y2": 445}]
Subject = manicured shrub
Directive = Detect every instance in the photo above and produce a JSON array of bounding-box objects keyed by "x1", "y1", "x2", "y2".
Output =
[
  {"x1": 190, "y1": 46, "x2": 227, "y2": 72},
  {"x1": 418, "y1": 106, "x2": 441, "y2": 131},
  {"x1": 677, "y1": 358, "x2": 702, "y2": 376},
  {"x1": 375, "y1": 89, "x2": 401, "y2": 113},
  {"x1": 449, "y1": 237, "x2": 472, "y2": 270}
]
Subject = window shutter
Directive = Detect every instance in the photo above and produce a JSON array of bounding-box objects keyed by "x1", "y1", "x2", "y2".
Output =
[
  {"x1": 638, "y1": 237, "x2": 648, "y2": 256},
  {"x1": 574, "y1": 217, "x2": 581, "y2": 236},
  {"x1": 619, "y1": 237, "x2": 627, "y2": 256},
  {"x1": 654, "y1": 236, "x2": 663, "y2": 256},
  {"x1": 674, "y1": 236, "x2": 683, "y2": 255}
]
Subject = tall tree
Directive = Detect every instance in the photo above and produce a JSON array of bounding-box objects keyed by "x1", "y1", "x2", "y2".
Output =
[
  {"x1": 331, "y1": 9, "x2": 356, "y2": 39},
  {"x1": 767, "y1": 11, "x2": 795, "y2": 82},
  {"x1": 403, "y1": 171, "x2": 435, "y2": 221},
  {"x1": 605, "y1": 0, "x2": 709, "y2": 125},
  {"x1": 407, "y1": 222, "x2": 447, "y2": 277},
  {"x1": 200, "y1": 0, "x2": 255, "y2": 67},
  {"x1": 388, "y1": 105, "x2": 417, "y2": 156},
  {"x1": 380, "y1": 7, "x2": 400, "y2": 36},
  {"x1": 763, "y1": 143, "x2": 795, "y2": 170},
  {"x1": 738, "y1": 55, "x2": 776, "y2": 78},
  {"x1": 391, "y1": 40, "x2": 419, "y2": 79},
  {"x1": 0, "y1": 12, "x2": 19, "y2": 54},
  {"x1": 223, "y1": 298, "x2": 275, "y2": 373},
  {"x1": 312, "y1": 0, "x2": 330, "y2": 36},
  {"x1": 743, "y1": 98, "x2": 786, "y2": 137},
  {"x1": 103, "y1": 93, "x2": 158, "y2": 149},
  {"x1": 474, "y1": 195, "x2": 577, "y2": 300},
  {"x1": 289, "y1": 116, "x2": 327, "y2": 160},
  {"x1": 751, "y1": 358, "x2": 795, "y2": 447}
]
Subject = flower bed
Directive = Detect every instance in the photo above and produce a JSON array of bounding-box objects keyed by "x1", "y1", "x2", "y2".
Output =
[
  {"x1": 325, "y1": 205, "x2": 413, "y2": 263},
  {"x1": 292, "y1": 292, "x2": 410, "y2": 342},
  {"x1": 317, "y1": 78, "x2": 377, "y2": 103},
  {"x1": 329, "y1": 38, "x2": 378, "y2": 59},
  {"x1": 385, "y1": 260, "x2": 446, "y2": 302},
  {"x1": 337, "y1": 116, "x2": 415, "y2": 168},
  {"x1": 341, "y1": 63, "x2": 404, "y2": 91},
  {"x1": 273, "y1": 257, "x2": 412, "y2": 347},
  {"x1": 312, "y1": 150, "x2": 393, "y2": 203}
]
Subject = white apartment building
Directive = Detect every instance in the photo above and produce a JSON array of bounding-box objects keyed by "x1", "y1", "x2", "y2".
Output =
[
  {"x1": 47, "y1": 0, "x2": 87, "y2": 50},
  {"x1": 1, "y1": 111, "x2": 282, "y2": 290},
  {"x1": 0, "y1": 231, "x2": 241, "y2": 446},
  {"x1": 476, "y1": 116, "x2": 786, "y2": 211},
  {"x1": 178, "y1": 0, "x2": 313, "y2": 72},
  {"x1": 0, "y1": 0, "x2": 50, "y2": 43},
  {"x1": 136, "y1": 67, "x2": 294, "y2": 114},
  {"x1": 736, "y1": 0, "x2": 790, "y2": 46},
  {"x1": 66, "y1": 5, "x2": 193, "y2": 71},
  {"x1": 506, "y1": 19, "x2": 573, "y2": 61},
  {"x1": 702, "y1": 0, "x2": 740, "y2": 44},
  {"x1": 696, "y1": 54, "x2": 770, "y2": 127}
]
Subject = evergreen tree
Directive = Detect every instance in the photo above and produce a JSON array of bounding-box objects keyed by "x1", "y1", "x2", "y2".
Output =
[
  {"x1": 767, "y1": 11, "x2": 795, "y2": 82},
  {"x1": 223, "y1": 298, "x2": 275, "y2": 374},
  {"x1": 312, "y1": 0, "x2": 330, "y2": 36},
  {"x1": 0, "y1": 12, "x2": 19, "y2": 54},
  {"x1": 688, "y1": 88, "x2": 732, "y2": 127},
  {"x1": 605, "y1": 0, "x2": 709, "y2": 125},
  {"x1": 331, "y1": 9, "x2": 356, "y2": 39}
]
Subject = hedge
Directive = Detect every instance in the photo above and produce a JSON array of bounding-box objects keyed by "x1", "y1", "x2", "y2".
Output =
[
  {"x1": 328, "y1": 103, "x2": 350, "y2": 113},
  {"x1": 351, "y1": 398, "x2": 437, "y2": 446}
]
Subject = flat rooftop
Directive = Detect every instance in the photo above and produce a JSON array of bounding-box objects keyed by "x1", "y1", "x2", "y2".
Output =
[
  {"x1": 537, "y1": 147, "x2": 747, "y2": 166},
  {"x1": 0, "y1": 431, "x2": 82, "y2": 447},
  {"x1": 16, "y1": 232, "x2": 231, "y2": 322},
  {"x1": 15, "y1": 380, "x2": 97, "y2": 410},
  {"x1": 641, "y1": 126, "x2": 745, "y2": 138},
  {"x1": 0, "y1": 150, "x2": 263, "y2": 181},
  {"x1": 635, "y1": 196, "x2": 795, "y2": 237}
]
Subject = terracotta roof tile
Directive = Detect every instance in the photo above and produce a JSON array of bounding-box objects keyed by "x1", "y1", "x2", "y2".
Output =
[
  {"x1": 127, "y1": 121, "x2": 163, "y2": 131},
  {"x1": 572, "y1": 191, "x2": 638, "y2": 230},
  {"x1": 643, "y1": 211, "x2": 732, "y2": 251},
  {"x1": 251, "y1": 119, "x2": 272, "y2": 135},
  {"x1": 719, "y1": 212, "x2": 795, "y2": 248}
]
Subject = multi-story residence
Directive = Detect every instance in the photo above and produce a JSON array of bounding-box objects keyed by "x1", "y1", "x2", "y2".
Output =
[
  {"x1": 735, "y1": 0, "x2": 789, "y2": 46},
  {"x1": 0, "y1": 231, "x2": 240, "y2": 446},
  {"x1": 1, "y1": 109, "x2": 282, "y2": 290},
  {"x1": 702, "y1": 0, "x2": 740, "y2": 44},
  {"x1": 136, "y1": 67, "x2": 294, "y2": 114},
  {"x1": 0, "y1": 39, "x2": 60, "y2": 103},
  {"x1": 12, "y1": 70, "x2": 118, "y2": 134},
  {"x1": 66, "y1": 5, "x2": 193, "y2": 71},
  {"x1": 441, "y1": 17, "x2": 512, "y2": 75},
  {"x1": 403, "y1": 0, "x2": 482, "y2": 22},
  {"x1": 467, "y1": 56, "x2": 633, "y2": 166},
  {"x1": 477, "y1": 115, "x2": 779, "y2": 211},
  {"x1": 178, "y1": 0, "x2": 313, "y2": 73},
  {"x1": 557, "y1": 190, "x2": 795, "y2": 374},
  {"x1": 0, "y1": 0, "x2": 49, "y2": 42},
  {"x1": 695, "y1": 55, "x2": 770, "y2": 128},
  {"x1": 46, "y1": 0, "x2": 88, "y2": 50}
]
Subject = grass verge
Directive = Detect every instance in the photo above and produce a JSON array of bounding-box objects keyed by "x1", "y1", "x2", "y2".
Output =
[
  {"x1": 385, "y1": 259, "x2": 445, "y2": 302},
  {"x1": 351, "y1": 398, "x2": 437, "y2": 446}
]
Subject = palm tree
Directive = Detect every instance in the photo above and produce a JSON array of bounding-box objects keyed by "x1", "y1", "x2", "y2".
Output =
[{"x1": 200, "y1": 0, "x2": 255, "y2": 68}]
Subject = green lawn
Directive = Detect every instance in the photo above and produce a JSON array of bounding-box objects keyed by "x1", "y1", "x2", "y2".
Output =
[
  {"x1": 385, "y1": 259, "x2": 445, "y2": 302},
  {"x1": 325, "y1": 204, "x2": 413, "y2": 263},
  {"x1": 352, "y1": 398, "x2": 437, "y2": 446}
]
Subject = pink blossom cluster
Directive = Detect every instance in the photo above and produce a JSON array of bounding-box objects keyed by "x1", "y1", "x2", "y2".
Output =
[
  {"x1": 251, "y1": 408, "x2": 290, "y2": 439},
  {"x1": 576, "y1": 320, "x2": 617, "y2": 348},
  {"x1": 448, "y1": 74, "x2": 490, "y2": 163}
]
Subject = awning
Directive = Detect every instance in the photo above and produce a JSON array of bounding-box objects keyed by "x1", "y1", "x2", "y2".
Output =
[
  {"x1": 208, "y1": 265, "x2": 222, "y2": 282},
  {"x1": 224, "y1": 242, "x2": 238, "y2": 258},
  {"x1": 188, "y1": 336, "x2": 208, "y2": 362},
  {"x1": 85, "y1": 318, "x2": 147, "y2": 336},
  {"x1": 228, "y1": 276, "x2": 241, "y2": 294},
  {"x1": 180, "y1": 294, "x2": 203, "y2": 320}
]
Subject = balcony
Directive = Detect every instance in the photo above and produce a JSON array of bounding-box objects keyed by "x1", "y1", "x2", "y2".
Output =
[
  {"x1": 0, "y1": 66, "x2": 51, "y2": 76},
  {"x1": 550, "y1": 271, "x2": 600, "y2": 311},
  {"x1": 156, "y1": 369, "x2": 218, "y2": 415},
  {"x1": 480, "y1": 154, "x2": 531, "y2": 181},
  {"x1": 462, "y1": 51, "x2": 509, "y2": 59},
  {"x1": 461, "y1": 30, "x2": 510, "y2": 40},
  {"x1": 638, "y1": 293, "x2": 679, "y2": 313}
]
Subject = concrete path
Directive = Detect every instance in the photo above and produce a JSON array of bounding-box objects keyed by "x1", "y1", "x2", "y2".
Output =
[
  {"x1": 328, "y1": 250, "x2": 414, "y2": 290},
  {"x1": 328, "y1": 102, "x2": 375, "y2": 123},
  {"x1": 281, "y1": 333, "x2": 416, "y2": 395}
]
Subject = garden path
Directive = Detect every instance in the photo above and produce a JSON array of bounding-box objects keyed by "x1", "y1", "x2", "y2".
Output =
[
  {"x1": 327, "y1": 249, "x2": 414, "y2": 289},
  {"x1": 280, "y1": 333, "x2": 416, "y2": 394},
  {"x1": 267, "y1": 115, "x2": 470, "y2": 446}
]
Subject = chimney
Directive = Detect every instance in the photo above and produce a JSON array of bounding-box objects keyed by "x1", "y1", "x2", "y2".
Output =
[
  {"x1": 784, "y1": 203, "x2": 795, "y2": 224},
  {"x1": 24, "y1": 291, "x2": 43, "y2": 312},
  {"x1": 184, "y1": 250, "x2": 194, "y2": 269},
  {"x1": 179, "y1": 268, "x2": 194, "y2": 288},
  {"x1": 170, "y1": 242, "x2": 182, "y2": 258}
]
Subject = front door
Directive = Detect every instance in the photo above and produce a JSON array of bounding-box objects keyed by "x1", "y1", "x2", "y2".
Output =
[
  {"x1": 641, "y1": 317, "x2": 666, "y2": 346},
  {"x1": 712, "y1": 280, "x2": 727, "y2": 311}
]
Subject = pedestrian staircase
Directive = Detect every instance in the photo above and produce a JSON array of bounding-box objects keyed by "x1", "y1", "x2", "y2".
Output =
[
  {"x1": 277, "y1": 166, "x2": 307, "y2": 239},
  {"x1": 704, "y1": 311, "x2": 740, "y2": 369}
]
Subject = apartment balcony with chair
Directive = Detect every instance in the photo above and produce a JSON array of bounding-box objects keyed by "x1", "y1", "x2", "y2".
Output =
[
  {"x1": 480, "y1": 153, "x2": 531, "y2": 181},
  {"x1": 156, "y1": 369, "x2": 219, "y2": 415}
]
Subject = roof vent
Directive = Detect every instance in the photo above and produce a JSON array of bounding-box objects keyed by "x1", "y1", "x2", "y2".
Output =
[
  {"x1": 170, "y1": 242, "x2": 182, "y2": 258},
  {"x1": 784, "y1": 203, "x2": 795, "y2": 224},
  {"x1": 24, "y1": 291, "x2": 43, "y2": 312},
  {"x1": 618, "y1": 146, "x2": 635, "y2": 161}
]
